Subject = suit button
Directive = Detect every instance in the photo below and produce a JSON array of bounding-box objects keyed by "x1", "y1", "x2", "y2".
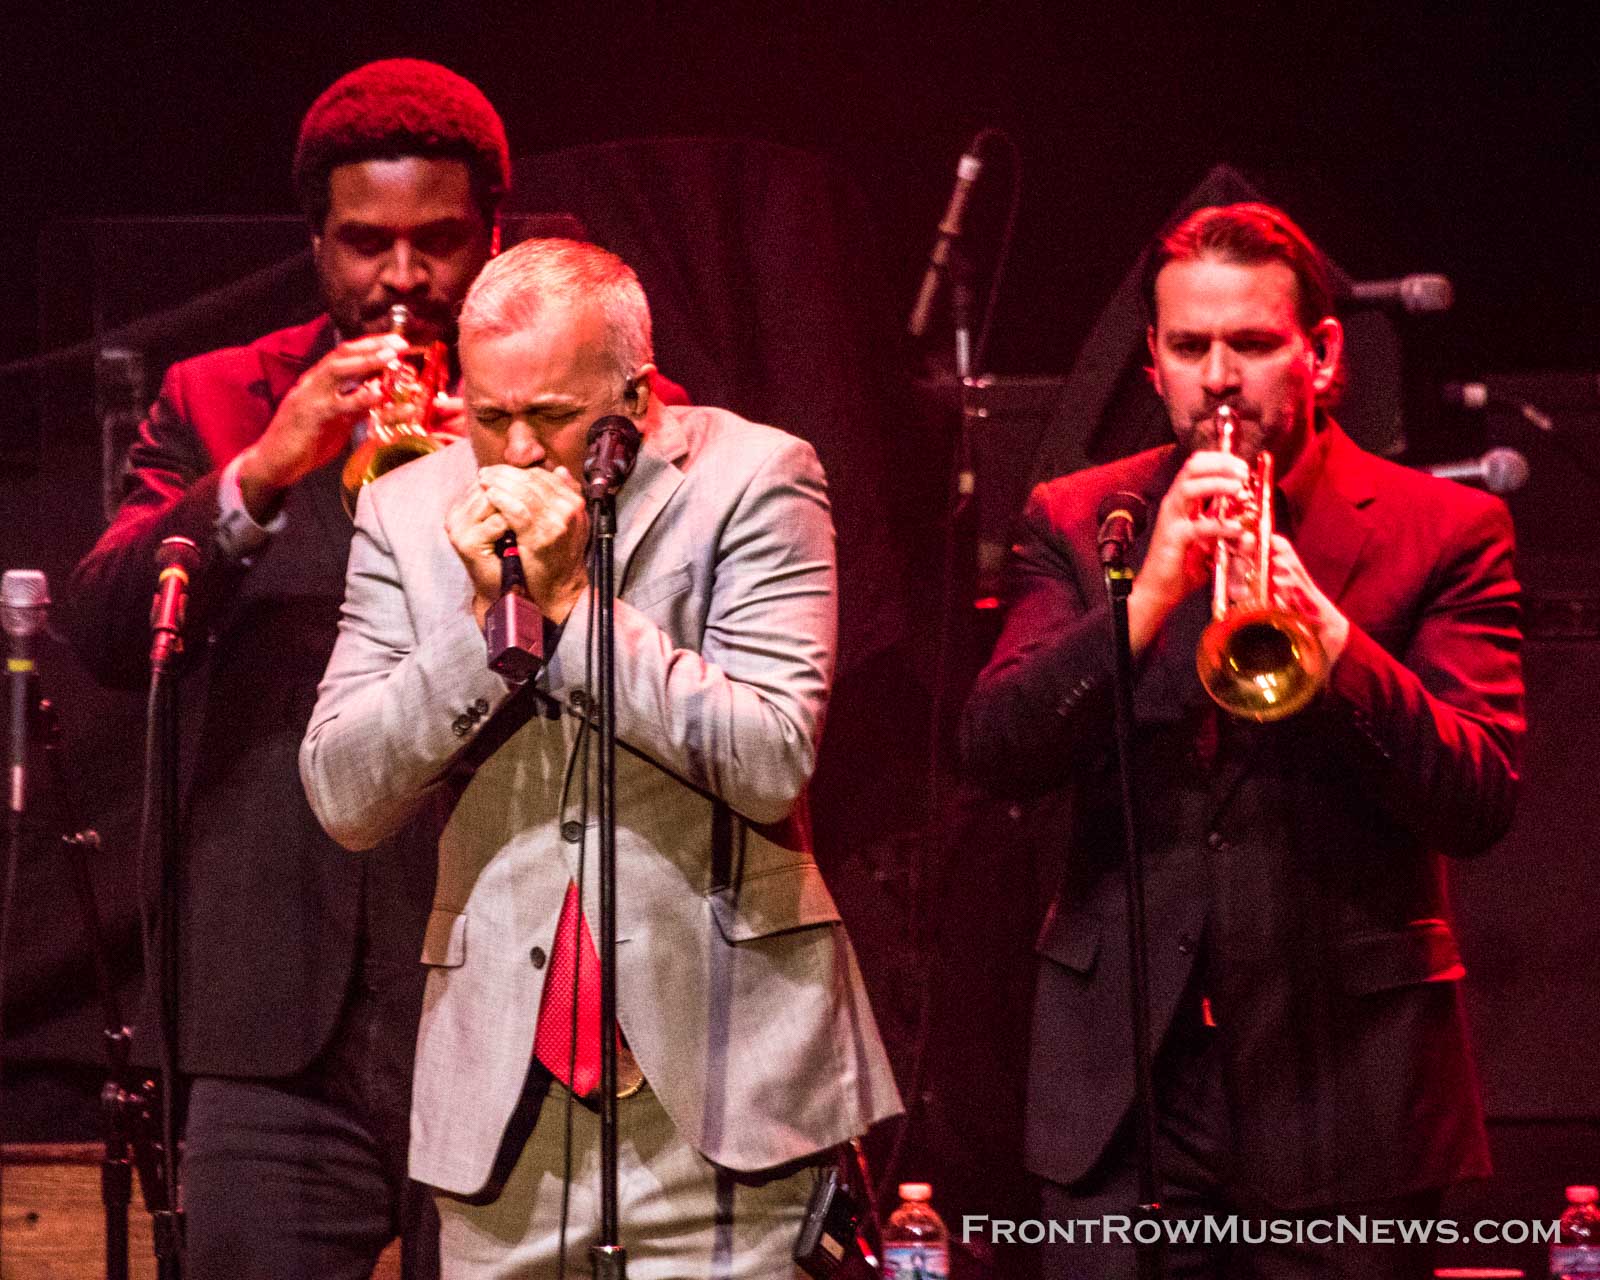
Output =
[
  {"x1": 561, "y1": 820, "x2": 583, "y2": 843},
  {"x1": 1207, "y1": 831, "x2": 1224, "y2": 850},
  {"x1": 452, "y1": 714, "x2": 472, "y2": 737},
  {"x1": 473, "y1": 697, "x2": 490, "y2": 714},
  {"x1": 530, "y1": 946, "x2": 547, "y2": 969},
  {"x1": 1177, "y1": 933, "x2": 1195, "y2": 955}
]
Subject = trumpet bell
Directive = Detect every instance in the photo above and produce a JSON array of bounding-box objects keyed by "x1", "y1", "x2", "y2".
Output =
[
  {"x1": 1197, "y1": 606, "x2": 1329, "y2": 722},
  {"x1": 340, "y1": 432, "x2": 444, "y2": 518}
]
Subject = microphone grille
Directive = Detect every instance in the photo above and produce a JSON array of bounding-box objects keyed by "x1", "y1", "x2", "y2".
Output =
[
  {"x1": 155, "y1": 535, "x2": 202, "y2": 572},
  {"x1": 1482, "y1": 448, "x2": 1530, "y2": 495},
  {"x1": 1444, "y1": 381, "x2": 1490, "y2": 410},
  {"x1": 1401, "y1": 274, "x2": 1454, "y2": 313},
  {"x1": 2, "y1": 569, "x2": 51, "y2": 639},
  {"x1": 1096, "y1": 490, "x2": 1150, "y2": 539}
]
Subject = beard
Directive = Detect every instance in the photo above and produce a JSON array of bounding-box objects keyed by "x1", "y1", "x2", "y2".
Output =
[
  {"x1": 351, "y1": 295, "x2": 458, "y2": 346},
  {"x1": 318, "y1": 264, "x2": 461, "y2": 348},
  {"x1": 1174, "y1": 400, "x2": 1305, "y2": 465}
]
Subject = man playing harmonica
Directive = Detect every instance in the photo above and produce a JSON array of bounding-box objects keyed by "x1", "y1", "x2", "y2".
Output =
[
  {"x1": 300, "y1": 236, "x2": 900, "y2": 1277},
  {"x1": 963, "y1": 203, "x2": 1524, "y2": 1278}
]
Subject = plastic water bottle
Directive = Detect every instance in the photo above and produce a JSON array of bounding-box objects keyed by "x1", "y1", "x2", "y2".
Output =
[
  {"x1": 883, "y1": 1182, "x2": 950, "y2": 1280},
  {"x1": 1551, "y1": 1184, "x2": 1600, "y2": 1278}
]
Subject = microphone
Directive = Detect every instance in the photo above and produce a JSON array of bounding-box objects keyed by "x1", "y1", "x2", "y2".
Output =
[
  {"x1": 583, "y1": 415, "x2": 644, "y2": 502},
  {"x1": 4, "y1": 569, "x2": 49, "y2": 819},
  {"x1": 1345, "y1": 274, "x2": 1454, "y2": 313},
  {"x1": 906, "y1": 140, "x2": 986, "y2": 338},
  {"x1": 1423, "y1": 447, "x2": 1530, "y2": 495},
  {"x1": 149, "y1": 536, "x2": 201, "y2": 675},
  {"x1": 494, "y1": 531, "x2": 527, "y2": 595},
  {"x1": 1442, "y1": 381, "x2": 1555, "y2": 433},
  {"x1": 485, "y1": 531, "x2": 541, "y2": 681},
  {"x1": 1096, "y1": 491, "x2": 1149, "y2": 568}
]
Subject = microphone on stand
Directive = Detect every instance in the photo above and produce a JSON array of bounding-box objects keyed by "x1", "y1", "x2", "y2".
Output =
[
  {"x1": 1345, "y1": 274, "x2": 1454, "y2": 313},
  {"x1": 907, "y1": 138, "x2": 987, "y2": 338},
  {"x1": 4, "y1": 570, "x2": 50, "y2": 821},
  {"x1": 1423, "y1": 447, "x2": 1530, "y2": 495},
  {"x1": 583, "y1": 416, "x2": 644, "y2": 501},
  {"x1": 149, "y1": 537, "x2": 200, "y2": 676},
  {"x1": 1442, "y1": 381, "x2": 1555, "y2": 434},
  {"x1": 1097, "y1": 492, "x2": 1149, "y2": 569}
]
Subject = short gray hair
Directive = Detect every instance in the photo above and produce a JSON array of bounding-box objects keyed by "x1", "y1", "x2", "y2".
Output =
[{"x1": 459, "y1": 237, "x2": 653, "y2": 378}]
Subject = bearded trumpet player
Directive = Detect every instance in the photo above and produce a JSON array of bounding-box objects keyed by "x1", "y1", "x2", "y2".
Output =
[{"x1": 962, "y1": 203, "x2": 1523, "y2": 1279}]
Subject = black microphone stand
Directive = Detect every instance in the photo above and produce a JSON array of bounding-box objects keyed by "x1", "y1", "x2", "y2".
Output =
[
  {"x1": 147, "y1": 670, "x2": 184, "y2": 1279},
  {"x1": 587, "y1": 485, "x2": 625, "y2": 1280},
  {"x1": 1101, "y1": 547, "x2": 1165, "y2": 1280},
  {"x1": 144, "y1": 539, "x2": 195, "y2": 1280},
  {"x1": 36, "y1": 698, "x2": 170, "y2": 1280}
]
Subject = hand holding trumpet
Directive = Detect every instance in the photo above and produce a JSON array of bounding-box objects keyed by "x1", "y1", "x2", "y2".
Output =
[
  {"x1": 1133, "y1": 408, "x2": 1348, "y2": 716},
  {"x1": 1127, "y1": 447, "x2": 1251, "y2": 656},
  {"x1": 238, "y1": 332, "x2": 410, "y2": 522}
]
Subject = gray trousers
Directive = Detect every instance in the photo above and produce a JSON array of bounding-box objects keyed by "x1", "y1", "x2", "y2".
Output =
[{"x1": 434, "y1": 1084, "x2": 815, "y2": 1279}]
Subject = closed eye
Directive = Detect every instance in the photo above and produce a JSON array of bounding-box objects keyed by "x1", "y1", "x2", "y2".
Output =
[{"x1": 1230, "y1": 335, "x2": 1285, "y2": 355}]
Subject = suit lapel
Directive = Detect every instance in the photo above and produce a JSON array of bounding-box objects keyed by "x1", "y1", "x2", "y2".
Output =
[
  {"x1": 260, "y1": 316, "x2": 338, "y2": 403},
  {"x1": 1291, "y1": 425, "x2": 1377, "y2": 609},
  {"x1": 612, "y1": 410, "x2": 689, "y2": 590}
]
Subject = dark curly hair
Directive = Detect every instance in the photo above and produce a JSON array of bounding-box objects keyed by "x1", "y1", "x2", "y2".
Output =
[{"x1": 292, "y1": 59, "x2": 510, "y2": 230}]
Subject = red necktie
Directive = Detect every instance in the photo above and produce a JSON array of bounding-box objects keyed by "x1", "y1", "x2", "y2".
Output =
[{"x1": 534, "y1": 880, "x2": 607, "y2": 1096}]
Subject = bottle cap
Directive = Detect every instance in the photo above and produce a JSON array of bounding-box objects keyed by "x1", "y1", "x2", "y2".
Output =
[
  {"x1": 1566, "y1": 1185, "x2": 1599, "y2": 1204},
  {"x1": 899, "y1": 1182, "x2": 932, "y2": 1202}
]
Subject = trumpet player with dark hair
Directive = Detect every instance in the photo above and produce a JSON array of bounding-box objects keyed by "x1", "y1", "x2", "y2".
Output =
[
  {"x1": 962, "y1": 202, "x2": 1524, "y2": 1279},
  {"x1": 55, "y1": 59, "x2": 510, "y2": 1280}
]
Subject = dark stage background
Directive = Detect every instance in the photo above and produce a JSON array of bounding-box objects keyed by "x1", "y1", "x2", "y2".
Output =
[{"x1": 3, "y1": 5, "x2": 1599, "y2": 1276}]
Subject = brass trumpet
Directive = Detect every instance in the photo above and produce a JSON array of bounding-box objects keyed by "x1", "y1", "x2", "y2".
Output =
[
  {"x1": 340, "y1": 304, "x2": 451, "y2": 517},
  {"x1": 1195, "y1": 406, "x2": 1329, "y2": 721}
]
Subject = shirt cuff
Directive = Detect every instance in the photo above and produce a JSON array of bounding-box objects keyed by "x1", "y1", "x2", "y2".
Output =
[{"x1": 215, "y1": 453, "x2": 288, "y2": 562}]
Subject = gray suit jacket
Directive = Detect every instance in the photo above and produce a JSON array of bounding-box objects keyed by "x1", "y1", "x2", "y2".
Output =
[{"x1": 300, "y1": 404, "x2": 901, "y2": 1197}]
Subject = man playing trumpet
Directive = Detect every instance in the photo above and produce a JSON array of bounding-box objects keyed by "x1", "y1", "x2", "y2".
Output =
[
  {"x1": 962, "y1": 203, "x2": 1524, "y2": 1278},
  {"x1": 57, "y1": 59, "x2": 508, "y2": 1278}
]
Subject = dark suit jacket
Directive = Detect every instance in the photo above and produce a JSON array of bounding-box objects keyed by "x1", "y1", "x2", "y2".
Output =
[
  {"x1": 57, "y1": 315, "x2": 436, "y2": 1078},
  {"x1": 961, "y1": 423, "x2": 1524, "y2": 1210}
]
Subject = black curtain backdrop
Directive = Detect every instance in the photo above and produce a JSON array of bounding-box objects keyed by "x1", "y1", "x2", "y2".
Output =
[{"x1": 508, "y1": 137, "x2": 919, "y2": 677}]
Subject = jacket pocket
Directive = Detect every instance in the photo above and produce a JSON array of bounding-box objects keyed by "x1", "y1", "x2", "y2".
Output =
[
  {"x1": 1336, "y1": 918, "x2": 1464, "y2": 995},
  {"x1": 709, "y1": 860, "x2": 842, "y2": 942},
  {"x1": 626, "y1": 563, "x2": 693, "y2": 612},
  {"x1": 420, "y1": 907, "x2": 467, "y2": 968},
  {"x1": 1034, "y1": 902, "x2": 1101, "y2": 975}
]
